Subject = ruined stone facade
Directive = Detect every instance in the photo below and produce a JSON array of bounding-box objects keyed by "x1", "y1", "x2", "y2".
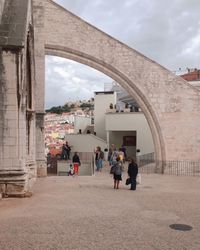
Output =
[
  {"x1": 0, "y1": 0, "x2": 200, "y2": 196},
  {"x1": 0, "y1": 0, "x2": 36, "y2": 196},
  {"x1": 42, "y1": 1, "x2": 200, "y2": 162}
]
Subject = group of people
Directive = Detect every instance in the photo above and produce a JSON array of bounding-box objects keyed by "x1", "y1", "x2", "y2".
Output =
[
  {"x1": 61, "y1": 141, "x2": 71, "y2": 160},
  {"x1": 108, "y1": 144, "x2": 127, "y2": 166},
  {"x1": 64, "y1": 142, "x2": 138, "y2": 190},
  {"x1": 94, "y1": 144, "x2": 127, "y2": 172},
  {"x1": 94, "y1": 143, "x2": 138, "y2": 191},
  {"x1": 110, "y1": 157, "x2": 138, "y2": 191}
]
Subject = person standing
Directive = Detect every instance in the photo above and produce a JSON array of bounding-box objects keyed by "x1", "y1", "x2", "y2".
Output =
[
  {"x1": 72, "y1": 152, "x2": 81, "y2": 176},
  {"x1": 95, "y1": 146, "x2": 104, "y2": 171},
  {"x1": 109, "y1": 146, "x2": 118, "y2": 166},
  {"x1": 61, "y1": 143, "x2": 67, "y2": 160},
  {"x1": 65, "y1": 141, "x2": 71, "y2": 160},
  {"x1": 108, "y1": 144, "x2": 115, "y2": 164},
  {"x1": 127, "y1": 158, "x2": 138, "y2": 190},
  {"x1": 113, "y1": 157, "x2": 123, "y2": 189}
]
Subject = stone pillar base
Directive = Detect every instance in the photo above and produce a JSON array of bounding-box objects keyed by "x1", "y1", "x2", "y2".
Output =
[
  {"x1": 0, "y1": 175, "x2": 36, "y2": 197},
  {"x1": 37, "y1": 160, "x2": 47, "y2": 177},
  {"x1": 0, "y1": 182, "x2": 34, "y2": 198},
  {"x1": 155, "y1": 161, "x2": 164, "y2": 174}
]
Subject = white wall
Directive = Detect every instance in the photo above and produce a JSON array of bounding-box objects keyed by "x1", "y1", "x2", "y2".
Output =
[
  {"x1": 74, "y1": 115, "x2": 91, "y2": 133},
  {"x1": 106, "y1": 112, "x2": 154, "y2": 155},
  {"x1": 109, "y1": 131, "x2": 136, "y2": 157},
  {"x1": 94, "y1": 92, "x2": 116, "y2": 140},
  {"x1": 65, "y1": 134, "x2": 108, "y2": 153}
]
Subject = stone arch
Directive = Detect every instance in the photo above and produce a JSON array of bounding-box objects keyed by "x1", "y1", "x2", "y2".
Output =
[
  {"x1": 1, "y1": 0, "x2": 200, "y2": 196},
  {"x1": 45, "y1": 46, "x2": 165, "y2": 168},
  {"x1": 33, "y1": 0, "x2": 200, "y2": 175}
]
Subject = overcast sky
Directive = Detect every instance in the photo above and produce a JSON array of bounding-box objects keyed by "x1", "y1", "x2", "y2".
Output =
[{"x1": 45, "y1": 0, "x2": 200, "y2": 108}]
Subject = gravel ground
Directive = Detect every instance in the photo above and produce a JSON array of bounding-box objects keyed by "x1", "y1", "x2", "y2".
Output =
[{"x1": 0, "y1": 170, "x2": 200, "y2": 250}]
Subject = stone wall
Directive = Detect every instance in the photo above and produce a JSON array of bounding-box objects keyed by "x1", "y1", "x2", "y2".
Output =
[
  {"x1": 32, "y1": 0, "x2": 47, "y2": 177},
  {"x1": 0, "y1": 0, "x2": 36, "y2": 196},
  {"x1": 0, "y1": 0, "x2": 5, "y2": 22}
]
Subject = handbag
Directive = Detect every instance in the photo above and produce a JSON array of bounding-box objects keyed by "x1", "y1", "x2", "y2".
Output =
[
  {"x1": 136, "y1": 173, "x2": 141, "y2": 184},
  {"x1": 125, "y1": 178, "x2": 131, "y2": 185}
]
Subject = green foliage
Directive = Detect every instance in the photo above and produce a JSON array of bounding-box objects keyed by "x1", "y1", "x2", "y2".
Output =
[
  {"x1": 80, "y1": 103, "x2": 93, "y2": 109},
  {"x1": 46, "y1": 104, "x2": 70, "y2": 114},
  {"x1": 45, "y1": 101, "x2": 93, "y2": 114},
  {"x1": 70, "y1": 104, "x2": 75, "y2": 109}
]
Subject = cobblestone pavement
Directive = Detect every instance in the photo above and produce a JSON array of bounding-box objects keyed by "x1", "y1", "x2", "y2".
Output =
[{"x1": 0, "y1": 170, "x2": 200, "y2": 250}]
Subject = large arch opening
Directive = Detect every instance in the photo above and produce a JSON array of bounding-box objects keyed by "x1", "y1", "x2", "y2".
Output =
[
  {"x1": 45, "y1": 46, "x2": 164, "y2": 172},
  {"x1": 33, "y1": 0, "x2": 200, "y2": 179}
]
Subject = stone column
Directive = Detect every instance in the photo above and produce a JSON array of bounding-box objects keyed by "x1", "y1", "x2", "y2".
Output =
[
  {"x1": 0, "y1": 0, "x2": 36, "y2": 196},
  {"x1": 0, "y1": 0, "x2": 5, "y2": 22},
  {"x1": 33, "y1": 0, "x2": 47, "y2": 177},
  {"x1": 0, "y1": 50, "x2": 28, "y2": 196}
]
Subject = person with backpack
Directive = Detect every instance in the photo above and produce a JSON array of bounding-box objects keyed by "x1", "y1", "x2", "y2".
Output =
[
  {"x1": 112, "y1": 156, "x2": 123, "y2": 189},
  {"x1": 95, "y1": 146, "x2": 104, "y2": 171},
  {"x1": 109, "y1": 147, "x2": 118, "y2": 166}
]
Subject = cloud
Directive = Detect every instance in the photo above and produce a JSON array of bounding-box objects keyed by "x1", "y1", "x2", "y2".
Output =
[{"x1": 45, "y1": 56, "x2": 112, "y2": 109}]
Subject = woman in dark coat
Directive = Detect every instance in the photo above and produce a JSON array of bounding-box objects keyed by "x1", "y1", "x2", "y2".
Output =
[{"x1": 127, "y1": 158, "x2": 138, "y2": 190}]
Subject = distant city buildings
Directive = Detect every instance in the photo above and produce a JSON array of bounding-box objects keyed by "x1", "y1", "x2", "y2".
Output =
[{"x1": 44, "y1": 98, "x2": 94, "y2": 155}]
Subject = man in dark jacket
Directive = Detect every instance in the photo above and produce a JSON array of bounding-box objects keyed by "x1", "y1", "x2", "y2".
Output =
[{"x1": 127, "y1": 158, "x2": 138, "y2": 190}]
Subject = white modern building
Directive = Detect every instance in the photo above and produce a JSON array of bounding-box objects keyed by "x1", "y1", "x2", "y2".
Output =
[
  {"x1": 94, "y1": 91, "x2": 117, "y2": 140},
  {"x1": 65, "y1": 90, "x2": 154, "y2": 158},
  {"x1": 105, "y1": 112, "x2": 154, "y2": 157},
  {"x1": 73, "y1": 115, "x2": 92, "y2": 134}
]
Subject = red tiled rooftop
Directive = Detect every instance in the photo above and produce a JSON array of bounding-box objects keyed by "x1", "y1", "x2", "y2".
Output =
[{"x1": 180, "y1": 69, "x2": 200, "y2": 81}]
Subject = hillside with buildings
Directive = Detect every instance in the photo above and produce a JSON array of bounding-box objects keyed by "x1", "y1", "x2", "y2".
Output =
[{"x1": 45, "y1": 99, "x2": 94, "y2": 157}]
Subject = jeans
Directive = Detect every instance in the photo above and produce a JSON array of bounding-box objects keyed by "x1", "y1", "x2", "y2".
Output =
[
  {"x1": 130, "y1": 177, "x2": 136, "y2": 190},
  {"x1": 96, "y1": 159, "x2": 103, "y2": 171}
]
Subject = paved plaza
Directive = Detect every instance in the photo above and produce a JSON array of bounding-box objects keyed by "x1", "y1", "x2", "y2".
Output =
[{"x1": 0, "y1": 171, "x2": 200, "y2": 250}]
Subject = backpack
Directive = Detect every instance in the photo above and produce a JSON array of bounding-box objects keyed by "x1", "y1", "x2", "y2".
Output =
[
  {"x1": 100, "y1": 151, "x2": 104, "y2": 159},
  {"x1": 110, "y1": 165, "x2": 116, "y2": 174}
]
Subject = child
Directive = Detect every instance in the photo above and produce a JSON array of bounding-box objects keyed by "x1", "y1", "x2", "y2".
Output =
[{"x1": 68, "y1": 164, "x2": 74, "y2": 176}]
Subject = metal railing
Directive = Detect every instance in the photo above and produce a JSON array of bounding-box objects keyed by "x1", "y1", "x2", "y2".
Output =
[
  {"x1": 137, "y1": 152, "x2": 155, "y2": 166},
  {"x1": 47, "y1": 152, "x2": 200, "y2": 177},
  {"x1": 137, "y1": 152, "x2": 156, "y2": 174},
  {"x1": 137, "y1": 153, "x2": 200, "y2": 176},
  {"x1": 163, "y1": 161, "x2": 200, "y2": 176}
]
